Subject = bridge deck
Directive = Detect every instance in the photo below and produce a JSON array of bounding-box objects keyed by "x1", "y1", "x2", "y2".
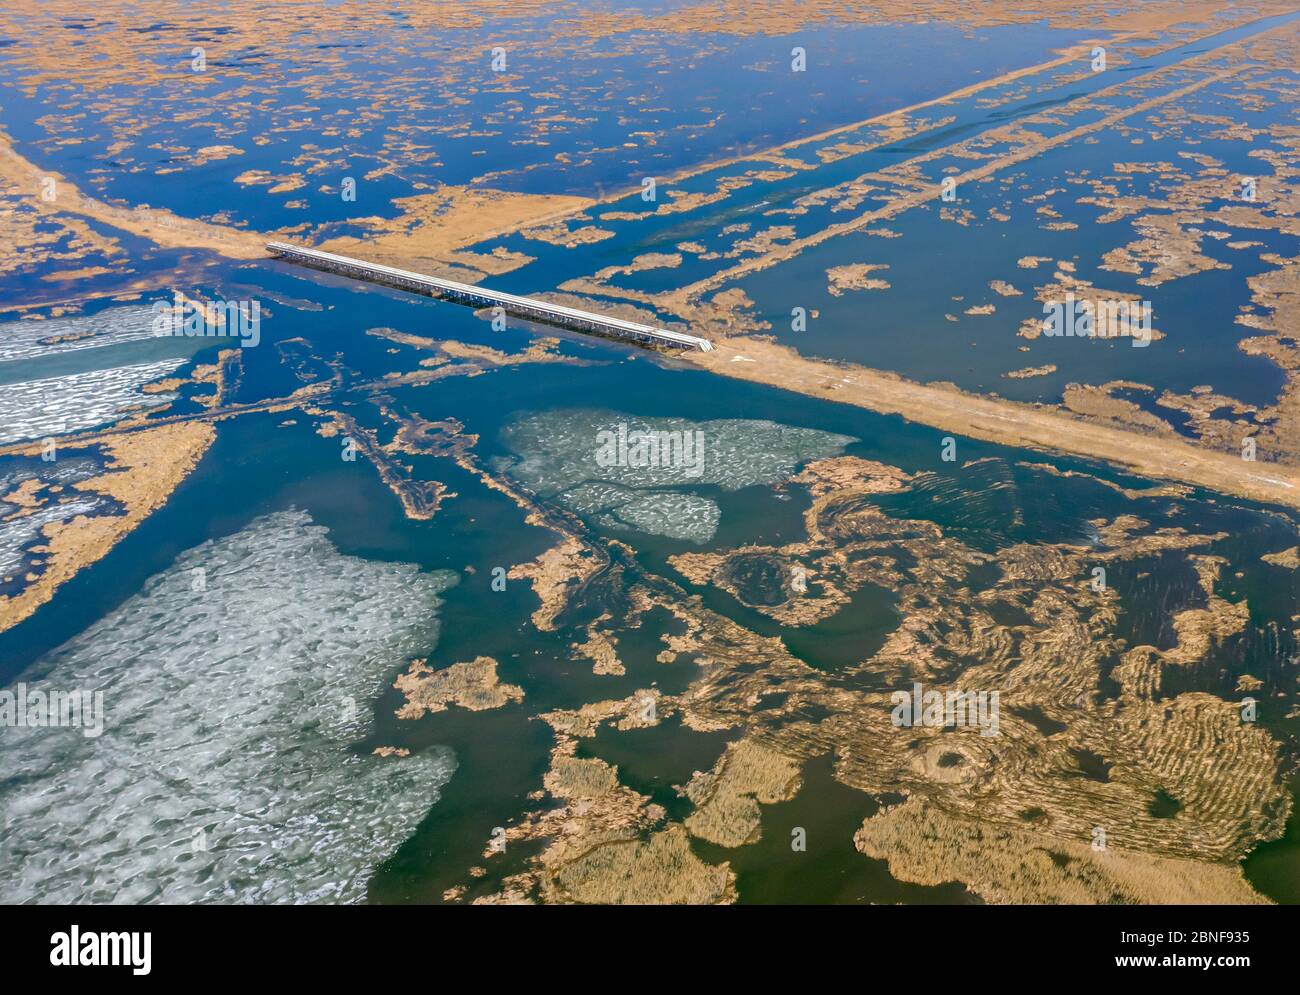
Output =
[{"x1": 265, "y1": 241, "x2": 713, "y2": 352}]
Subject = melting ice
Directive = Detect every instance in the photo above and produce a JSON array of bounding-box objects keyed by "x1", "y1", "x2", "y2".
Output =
[
  {"x1": 498, "y1": 409, "x2": 856, "y2": 542},
  {"x1": 0, "y1": 305, "x2": 163, "y2": 364},
  {"x1": 0, "y1": 459, "x2": 103, "y2": 581},
  {"x1": 0, "y1": 509, "x2": 458, "y2": 904},
  {"x1": 0, "y1": 360, "x2": 184, "y2": 445}
]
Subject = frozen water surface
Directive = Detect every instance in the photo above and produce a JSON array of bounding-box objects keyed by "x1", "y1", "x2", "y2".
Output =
[
  {"x1": 498, "y1": 409, "x2": 855, "y2": 542},
  {"x1": 0, "y1": 305, "x2": 162, "y2": 364},
  {"x1": 0, "y1": 359, "x2": 184, "y2": 445},
  {"x1": 0, "y1": 510, "x2": 458, "y2": 904}
]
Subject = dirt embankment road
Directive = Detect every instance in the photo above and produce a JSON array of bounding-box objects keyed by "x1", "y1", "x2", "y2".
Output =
[{"x1": 690, "y1": 337, "x2": 1300, "y2": 511}]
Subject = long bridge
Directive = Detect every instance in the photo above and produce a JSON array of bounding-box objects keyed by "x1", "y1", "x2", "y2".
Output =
[{"x1": 265, "y1": 241, "x2": 713, "y2": 352}]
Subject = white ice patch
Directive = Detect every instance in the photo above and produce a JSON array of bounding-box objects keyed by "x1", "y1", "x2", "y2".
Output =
[
  {"x1": 0, "y1": 495, "x2": 103, "y2": 578},
  {"x1": 0, "y1": 359, "x2": 183, "y2": 445},
  {"x1": 0, "y1": 459, "x2": 100, "y2": 494},
  {"x1": 581, "y1": 485, "x2": 721, "y2": 543},
  {"x1": 0, "y1": 509, "x2": 458, "y2": 904},
  {"x1": 0, "y1": 305, "x2": 161, "y2": 364},
  {"x1": 499, "y1": 409, "x2": 855, "y2": 543},
  {"x1": 0, "y1": 460, "x2": 107, "y2": 580}
]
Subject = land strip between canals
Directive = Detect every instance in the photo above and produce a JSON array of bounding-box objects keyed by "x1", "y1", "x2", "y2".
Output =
[
  {"x1": 648, "y1": 22, "x2": 1300, "y2": 512},
  {"x1": 660, "y1": 69, "x2": 1240, "y2": 303},
  {"x1": 0, "y1": 13, "x2": 1243, "y2": 267}
]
